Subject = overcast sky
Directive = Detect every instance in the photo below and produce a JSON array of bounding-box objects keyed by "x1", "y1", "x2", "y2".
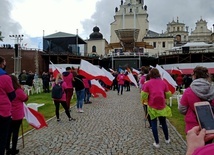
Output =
[{"x1": 0, "y1": 0, "x2": 214, "y2": 48}]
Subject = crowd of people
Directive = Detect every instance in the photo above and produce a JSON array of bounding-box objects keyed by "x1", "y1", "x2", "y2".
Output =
[
  {"x1": 137, "y1": 64, "x2": 214, "y2": 154},
  {"x1": 2, "y1": 53, "x2": 214, "y2": 154},
  {"x1": 0, "y1": 56, "x2": 27, "y2": 155}
]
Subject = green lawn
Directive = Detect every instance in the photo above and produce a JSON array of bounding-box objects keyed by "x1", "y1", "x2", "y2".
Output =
[
  {"x1": 20, "y1": 92, "x2": 76, "y2": 135},
  {"x1": 167, "y1": 99, "x2": 186, "y2": 140}
]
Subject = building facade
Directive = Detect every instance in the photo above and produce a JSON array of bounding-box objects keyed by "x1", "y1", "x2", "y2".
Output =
[{"x1": 85, "y1": 26, "x2": 109, "y2": 56}]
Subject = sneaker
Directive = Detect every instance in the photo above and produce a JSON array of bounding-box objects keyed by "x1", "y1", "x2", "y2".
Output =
[
  {"x1": 57, "y1": 118, "x2": 61, "y2": 122},
  {"x1": 88, "y1": 101, "x2": 92, "y2": 104},
  {"x1": 11, "y1": 149, "x2": 19, "y2": 155},
  {"x1": 79, "y1": 109, "x2": 84, "y2": 113},
  {"x1": 6, "y1": 149, "x2": 12, "y2": 155},
  {"x1": 153, "y1": 142, "x2": 160, "y2": 148},
  {"x1": 69, "y1": 117, "x2": 76, "y2": 121},
  {"x1": 76, "y1": 108, "x2": 80, "y2": 112},
  {"x1": 165, "y1": 139, "x2": 171, "y2": 144}
]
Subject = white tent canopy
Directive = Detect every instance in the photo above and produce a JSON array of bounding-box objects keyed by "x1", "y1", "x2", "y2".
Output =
[{"x1": 182, "y1": 42, "x2": 213, "y2": 47}]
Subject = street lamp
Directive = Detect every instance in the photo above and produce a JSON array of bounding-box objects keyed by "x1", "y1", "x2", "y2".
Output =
[{"x1": 9, "y1": 34, "x2": 24, "y2": 76}]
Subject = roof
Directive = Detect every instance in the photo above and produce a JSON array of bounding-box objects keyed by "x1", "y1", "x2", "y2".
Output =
[
  {"x1": 182, "y1": 42, "x2": 214, "y2": 47},
  {"x1": 43, "y1": 31, "x2": 86, "y2": 45},
  {"x1": 44, "y1": 32, "x2": 76, "y2": 39}
]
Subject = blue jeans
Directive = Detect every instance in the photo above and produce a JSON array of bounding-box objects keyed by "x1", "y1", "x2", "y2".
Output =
[
  {"x1": 117, "y1": 84, "x2": 123, "y2": 94},
  {"x1": 151, "y1": 116, "x2": 169, "y2": 144},
  {"x1": 84, "y1": 88, "x2": 91, "y2": 102},
  {"x1": 76, "y1": 88, "x2": 85, "y2": 109}
]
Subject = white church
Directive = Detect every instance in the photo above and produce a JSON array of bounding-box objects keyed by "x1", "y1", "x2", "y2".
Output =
[{"x1": 85, "y1": 0, "x2": 214, "y2": 57}]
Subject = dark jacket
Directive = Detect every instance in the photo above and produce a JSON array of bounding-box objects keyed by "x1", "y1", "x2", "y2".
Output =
[{"x1": 73, "y1": 75, "x2": 85, "y2": 91}]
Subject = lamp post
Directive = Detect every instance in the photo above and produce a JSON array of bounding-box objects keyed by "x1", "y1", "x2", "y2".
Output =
[{"x1": 9, "y1": 34, "x2": 24, "y2": 77}]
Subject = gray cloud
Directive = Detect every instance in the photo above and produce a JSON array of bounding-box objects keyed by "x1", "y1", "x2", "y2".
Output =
[
  {"x1": 0, "y1": 0, "x2": 23, "y2": 43},
  {"x1": 81, "y1": 0, "x2": 214, "y2": 42}
]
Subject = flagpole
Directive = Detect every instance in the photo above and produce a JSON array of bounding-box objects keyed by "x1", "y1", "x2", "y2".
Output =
[{"x1": 21, "y1": 121, "x2": 25, "y2": 148}]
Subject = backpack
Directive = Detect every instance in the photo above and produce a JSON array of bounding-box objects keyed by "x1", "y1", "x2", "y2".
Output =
[{"x1": 51, "y1": 82, "x2": 64, "y2": 99}]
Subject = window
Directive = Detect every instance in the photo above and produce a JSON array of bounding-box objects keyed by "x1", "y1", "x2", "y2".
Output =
[
  {"x1": 162, "y1": 42, "x2": 165, "y2": 48},
  {"x1": 153, "y1": 42, "x2": 156, "y2": 48},
  {"x1": 92, "y1": 46, "x2": 96, "y2": 52}
]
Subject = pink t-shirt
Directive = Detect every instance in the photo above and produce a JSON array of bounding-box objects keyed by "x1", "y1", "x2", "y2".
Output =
[
  {"x1": 117, "y1": 74, "x2": 125, "y2": 85},
  {"x1": 83, "y1": 78, "x2": 90, "y2": 88},
  {"x1": 11, "y1": 88, "x2": 28, "y2": 120},
  {"x1": 52, "y1": 81, "x2": 68, "y2": 101},
  {"x1": 0, "y1": 75, "x2": 15, "y2": 117},
  {"x1": 140, "y1": 75, "x2": 146, "y2": 90},
  {"x1": 143, "y1": 78, "x2": 169, "y2": 110},
  {"x1": 180, "y1": 88, "x2": 214, "y2": 133},
  {"x1": 193, "y1": 143, "x2": 214, "y2": 155},
  {"x1": 63, "y1": 73, "x2": 73, "y2": 88}
]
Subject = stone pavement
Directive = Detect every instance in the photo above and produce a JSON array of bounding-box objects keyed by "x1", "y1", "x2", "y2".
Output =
[{"x1": 17, "y1": 87, "x2": 187, "y2": 155}]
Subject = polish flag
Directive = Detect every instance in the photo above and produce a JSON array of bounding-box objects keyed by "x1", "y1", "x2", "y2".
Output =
[
  {"x1": 171, "y1": 67, "x2": 183, "y2": 75},
  {"x1": 90, "y1": 80, "x2": 107, "y2": 98},
  {"x1": 132, "y1": 68, "x2": 140, "y2": 75},
  {"x1": 101, "y1": 67, "x2": 115, "y2": 86},
  {"x1": 124, "y1": 72, "x2": 139, "y2": 88},
  {"x1": 23, "y1": 103, "x2": 48, "y2": 130},
  {"x1": 50, "y1": 61, "x2": 64, "y2": 78},
  {"x1": 109, "y1": 68, "x2": 115, "y2": 73},
  {"x1": 79, "y1": 59, "x2": 105, "y2": 80},
  {"x1": 156, "y1": 65, "x2": 177, "y2": 94}
]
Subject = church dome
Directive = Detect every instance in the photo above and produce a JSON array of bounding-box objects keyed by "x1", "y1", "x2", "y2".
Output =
[{"x1": 89, "y1": 26, "x2": 103, "y2": 40}]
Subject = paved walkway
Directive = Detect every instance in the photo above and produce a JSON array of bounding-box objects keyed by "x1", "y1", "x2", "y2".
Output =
[{"x1": 17, "y1": 87, "x2": 186, "y2": 155}]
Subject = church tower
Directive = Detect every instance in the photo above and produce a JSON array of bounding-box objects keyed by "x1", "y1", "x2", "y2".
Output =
[{"x1": 110, "y1": 0, "x2": 149, "y2": 52}]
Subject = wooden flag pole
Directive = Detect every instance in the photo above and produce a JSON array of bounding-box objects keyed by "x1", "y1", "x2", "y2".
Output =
[{"x1": 21, "y1": 121, "x2": 25, "y2": 148}]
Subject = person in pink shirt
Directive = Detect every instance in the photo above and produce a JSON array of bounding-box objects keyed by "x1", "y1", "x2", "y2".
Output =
[
  {"x1": 0, "y1": 56, "x2": 16, "y2": 155},
  {"x1": 176, "y1": 74, "x2": 183, "y2": 93},
  {"x1": 52, "y1": 73, "x2": 75, "y2": 122},
  {"x1": 179, "y1": 66, "x2": 214, "y2": 141},
  {"x1": 117, "y1": 71, "x2": 125, "y2": 95},
  {"x1": 83, "y1": 78, "x2": 92, "y2": 104},
  {"x1": 6, "y1": 75, "x2": 28, "y2": 155},
  {"x1": 62, "y1": 67, "x2": 74, "y2": 109},
  {"x1": 139, "y1": 66, "x2": 149, "y2": 91},
  {"x1": 186, "y1": 126, "x2": 214, "y2": 155},
  {"x1": 142, "y1": 68, "x2": 172, "y2": 148}
]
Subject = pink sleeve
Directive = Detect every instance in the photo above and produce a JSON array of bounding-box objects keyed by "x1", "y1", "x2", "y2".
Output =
[
  {"x1": 143, "y1": 82, "x2": 149, "y2": 92},
  {"x1": 193, "y1": 143, "x2": 214, "y2": 155},
  {"x1": 62, "y1": 81, "x2": 68, "y2": 90},
  {"x1": 4, "y1": 75, "x2": 14, "y2": 93},
  {"x1": 180, "y1": 92, "x2": 188, "y2": 106},
  {"x1": 16, "y1": 88, "x2": 28, "y2": 102}
]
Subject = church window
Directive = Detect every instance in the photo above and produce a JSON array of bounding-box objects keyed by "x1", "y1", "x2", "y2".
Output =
[
  {"x1": 92, "y1": 46, "x2": 96, "y2": 52},
  {"x1": 162, "y1": 42, "x2": 165, "y2": 48},
  {"x1": 153, "y1": 42, "x2": 156, "y2": 48}
]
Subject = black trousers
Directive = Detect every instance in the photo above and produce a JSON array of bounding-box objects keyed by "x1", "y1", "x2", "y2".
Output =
[
  {"x1": 0, "y1": 115, "x2": 11, "y2": 155},
  {"x1": 54, "y1": 101, "x2": 71, "y2": 119},
  {"x1": 6, "y1": 119, "x2": 22, "y2": 151}
]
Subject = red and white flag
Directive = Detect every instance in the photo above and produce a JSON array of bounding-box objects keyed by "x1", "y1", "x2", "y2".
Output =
[
  {"x1": 90, "y1": 79, "x2": 107, "y2": 98},
  {"x1": 171, "y1": 67, "x2": 182, "y2": 75},
  {"x1": 132, "y1": 68, "x2": 140, "y2": 75},
  {"x1": 23, "y1": 103, "x2": 48, "y2": 130},
  {"x1": 124, "y1": 72, "x2": 139, "y2": 88},
  {"x1": 109, "y1": 68, "x2": 115, "y2": 73},
  {"x1": 50, "y1": 61, "x2": 64, "y2": 78},
  {"x1": 79, "y1": 59, "x2": 105, "y2": 80},
  {"x1": 156, "y1": 64, "x2": 177, "y2": 94},
  {"x1": 101, "y1": 67, "x2": 115, "y2": 86}
]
